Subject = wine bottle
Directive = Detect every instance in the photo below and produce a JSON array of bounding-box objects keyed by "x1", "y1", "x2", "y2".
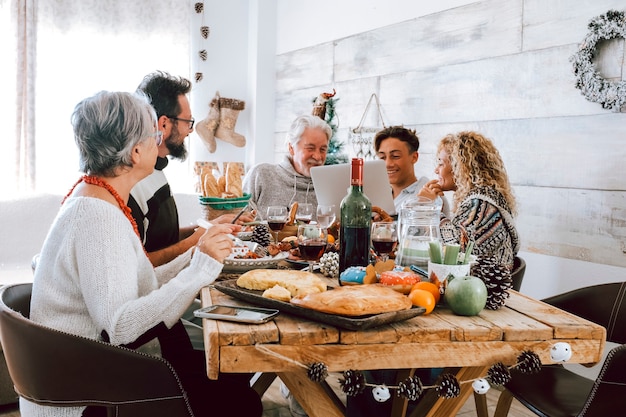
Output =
[{"x1": 339, "y1": 158, "x2": 372, "y2": 280}]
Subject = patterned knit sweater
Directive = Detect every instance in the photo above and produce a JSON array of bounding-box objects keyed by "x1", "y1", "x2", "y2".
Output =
[
  {"x1": 440, "y1": 186, "x2": 520, "y2": 267},
  {"x1": 23, "y1": 197, "x2": 223, "y2": 417}
]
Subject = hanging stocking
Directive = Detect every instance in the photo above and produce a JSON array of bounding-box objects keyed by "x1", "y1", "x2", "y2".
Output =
[
  {"x1": 215, "y1": 97, "x2": 246, "y2": 147},
  {"x1": 196, "y1": 92, "x2": 221, "y2": 153}
]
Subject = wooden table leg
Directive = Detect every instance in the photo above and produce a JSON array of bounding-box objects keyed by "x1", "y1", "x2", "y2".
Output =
[
  {"x1": 252, "y1": 372, "x2": 277, "y2": 396},
  {"x1": 278, "y1": 369, "x2": 346, "y2": 417}
]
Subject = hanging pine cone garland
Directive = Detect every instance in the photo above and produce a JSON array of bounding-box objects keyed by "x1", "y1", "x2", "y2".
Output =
[
  {"x1": 516, "y1": 350, "x2": 542, "y2": 375},
  {"x1": 194, "y1": 2, "x2": 204, "y2": 13},
  {"x1": 397, "y1": 375, "x2": 423, "y2": 401},
  {"x1": 487, "y1": 362, "x2": 512, "y2": 386},
  {"x1": 307, "y1": 362, "x2": 328, "y2": 382},
  {"x1": 201, "y1": 26, "x2": 210, "y2": 39},
  {"x1": 339, "y1": 370, "x2": 366, "y2": 397},
  {"x1": 435, "y1": 373, "x2": 460, "y2": 399},
  {"x1": 472, "y1": 256, "x2": 512, "y2": 310},
  {"x1": 251, "y1": 224, "x2": 272, "y2": 247}
]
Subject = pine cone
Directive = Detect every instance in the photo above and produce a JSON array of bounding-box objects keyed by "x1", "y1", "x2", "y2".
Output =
[
  {"x1": 435, "y1": 373, "x2": 460, "y2": 399},
  {"x1": 251, "y1": 224, "x2": 271, "y2": 247},
  {"x1": 194, "y1": 2, "x2": 204, "y2": 13},
  {"x1": 307, "y1": 362, "x2": 328, "y2": 382},
  {"x1": 397, "y1": 375, "x2": 423, "y2": 401},
  {"x1": 471, "y1": 256, "x2": 512, "y2": 309},
  {"x1": 339, "y1": 370, "x2": 366, "y2": 397},
  {"x1": 487, "y1": 362, "x2": 511, "y2": 386},
  {"x1": 516, "y1": 350, "x2": 542, "y2": 375},
  {"x1": 201, "y1": 26, "x2": 210, "y2": 39}
]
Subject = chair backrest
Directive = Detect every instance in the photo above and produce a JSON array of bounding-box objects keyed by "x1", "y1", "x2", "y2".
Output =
[
  {"x1": 510, "y1": 256, "x2": 525, "y2": 292},
  {"x1": 578, "y1": 343, "x2": 626, "y2": 416},
  {"x1": 0, "y1": 283, "x2": 194, "y2": 417},
  {"x1": 541, "y1": 281, "x2": 626, "y2": 345}
]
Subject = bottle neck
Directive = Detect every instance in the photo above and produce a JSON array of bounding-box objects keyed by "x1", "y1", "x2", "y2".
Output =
[{"x1": 350, "y1": 159, "x2": 364, "y2": 191}]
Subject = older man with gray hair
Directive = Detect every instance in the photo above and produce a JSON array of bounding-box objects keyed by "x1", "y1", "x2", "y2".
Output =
[{"x1": 243, "y1": 114, "x2": 332, "y2": 216}]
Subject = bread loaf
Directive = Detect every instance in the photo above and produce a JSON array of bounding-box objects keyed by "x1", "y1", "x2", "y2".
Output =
[
  {"x1": 237, "y1": 269, "x2": 327, "y2": 297},
  {"x1": 225, "y1": 162, "x2": 243, "y2": 197},
  {"x1": 290, "y1": 284, "x2": 412, "y2": 316}
]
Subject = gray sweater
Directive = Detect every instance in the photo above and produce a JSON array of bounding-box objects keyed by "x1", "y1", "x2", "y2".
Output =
[{"x1": 243, "y1": 155, "x2": 318, "y2": 215}]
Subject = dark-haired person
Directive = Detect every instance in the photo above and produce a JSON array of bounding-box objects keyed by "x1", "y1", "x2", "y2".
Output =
[
  {"x1": 374, "y1": 125, "x2": 449, "y2": 215},
  {"x1": 28, "y1": 90, "x2": 262, "y2": 417}
]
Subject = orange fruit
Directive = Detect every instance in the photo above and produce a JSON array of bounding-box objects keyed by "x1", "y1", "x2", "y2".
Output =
[
  {"x1": 408, "y1": 289, "x2": 436, "y2": 314},
  {"x1": 412, "y1": 281, "x2": 441, "y2": 304},
  {"x1": 327, "y1": 235, "x2": 335, "y2": 244}
]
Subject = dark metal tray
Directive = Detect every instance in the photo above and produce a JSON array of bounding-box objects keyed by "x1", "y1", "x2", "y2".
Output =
[{"x1": 213, "y1": 279, "x2": 425, "y2": 331}]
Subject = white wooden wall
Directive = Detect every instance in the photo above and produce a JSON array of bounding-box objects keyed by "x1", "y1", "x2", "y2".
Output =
[{"x1": 273, "y1": 0, "x2": 626, "y2": 271}]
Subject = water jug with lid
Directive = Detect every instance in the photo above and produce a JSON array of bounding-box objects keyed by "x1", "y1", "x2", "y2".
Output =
[{"x1": 395, "y1": 196, "x2": 441, "y2": 267}]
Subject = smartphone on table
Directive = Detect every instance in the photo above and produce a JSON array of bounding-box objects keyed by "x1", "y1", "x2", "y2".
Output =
[{"x1": 194, "y1": 305, "x2": 279, "y2": 324}]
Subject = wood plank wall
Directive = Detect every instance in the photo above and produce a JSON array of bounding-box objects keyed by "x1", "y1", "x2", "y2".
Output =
[{"x1": 274, "y1": 0, "x2": 626, "y2": 267}]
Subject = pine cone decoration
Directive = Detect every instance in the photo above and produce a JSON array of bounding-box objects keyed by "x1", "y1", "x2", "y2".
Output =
[
  {"x1": 194, "y1": 2, "x2": 204, "y2": 13},
  {"x1": 307, "y1": 362, "x2": 328, "y2": 382},
  {"x1": 516, "y1": 350, "x2": 542, "y2": 375},
  {"x1": 487, "y1": 362, "x2": 511, "y2": 386},
  {"x1": 339, "y1": 370, "x2": 366, "y2": 397},
  {"x1": 200, "y1": 26, "x2": 210, "y2": 39},
  {"x1": 251, "y1": 224, "x2": 271, "y2": 247},
  {"x1": 397, "y1": 375, "x2": 423, "y2": 401},
  {"x1": 319, "y1": 252, "x2": 339, "y2": 278},
  {"x1": 199, "y1": 49, "x2": 208, "y2": 61},
  {"x1": 471, "y1": 256, "x2": 512, "y2": 310},
  {"x1": 195, "y1": 72, "x2": 203, "y2": 83},
  {"x1": 435, "y1": 373, "x2": 460, "y2": 399}
]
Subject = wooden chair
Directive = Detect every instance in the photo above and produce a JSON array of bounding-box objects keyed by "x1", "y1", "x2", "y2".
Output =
[
  {"x1": 492, "y1": 281, "x2": 626, "y2": 417},
  {"x1": 0, "y1": 283, "x2": 194, "y2": 417}
]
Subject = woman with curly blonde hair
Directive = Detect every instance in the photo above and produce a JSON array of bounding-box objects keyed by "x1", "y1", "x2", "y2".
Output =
[{"x1": 420, "y1": 131, "x2": 520, "y2": 267}]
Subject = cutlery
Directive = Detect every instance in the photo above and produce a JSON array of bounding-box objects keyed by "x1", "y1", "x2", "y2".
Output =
[{"x1": 197, "y1": 218, "x2": 268, "y2": 257}]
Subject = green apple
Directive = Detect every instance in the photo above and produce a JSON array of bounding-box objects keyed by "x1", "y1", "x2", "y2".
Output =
[{"x1": 444, "y1": 275, "x2": 487, "y2": 316}]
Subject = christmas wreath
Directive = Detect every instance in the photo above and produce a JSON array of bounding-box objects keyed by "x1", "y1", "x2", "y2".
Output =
[{"x1": 569, "y1": 9, "x2": 626, "y2": 112}]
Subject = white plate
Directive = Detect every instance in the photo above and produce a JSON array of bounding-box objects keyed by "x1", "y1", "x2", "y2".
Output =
[{"x1": 223, "y1": 251, "x2": 289, "y2": 273}]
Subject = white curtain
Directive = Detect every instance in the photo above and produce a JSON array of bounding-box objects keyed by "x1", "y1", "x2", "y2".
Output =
[{"x1": 1, "y1": 0, "x2": 191, "y2": 197}]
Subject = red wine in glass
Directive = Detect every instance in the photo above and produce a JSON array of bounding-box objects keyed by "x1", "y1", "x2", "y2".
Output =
[
  {"x1": 372, "y1": 238, "x2": 397, "y2": 256},
  {"x1": 299, "y1": 242, "x2": 326, "y2": 261},
  {"x1": 268, "y1": 220, "x2": 286, "y2": 231}
]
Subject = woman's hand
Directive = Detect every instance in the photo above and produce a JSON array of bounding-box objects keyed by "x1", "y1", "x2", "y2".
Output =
[
  {"x1": 195, "y1": 224, "x2": 237, "y2": 263},
  {"x1": 418, "y1": 179, "x2": 444, "y2": 200}
]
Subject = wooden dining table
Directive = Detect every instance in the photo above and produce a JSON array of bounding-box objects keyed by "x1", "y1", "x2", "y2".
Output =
[{"x1": 200, "y1": 275, "x2": 606, "y2": 417}]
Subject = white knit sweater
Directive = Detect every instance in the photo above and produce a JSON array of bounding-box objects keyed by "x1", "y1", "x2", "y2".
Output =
[{"x1": 22, "y1": 197, "x2": 223, "y2": 417}]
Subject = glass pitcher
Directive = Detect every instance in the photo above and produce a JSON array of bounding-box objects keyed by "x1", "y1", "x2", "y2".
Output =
[{"x1": 395, "y1": 196, "x2": 441, "y2": 267}]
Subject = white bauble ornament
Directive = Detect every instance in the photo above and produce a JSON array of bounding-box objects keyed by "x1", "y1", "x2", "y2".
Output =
[
  {"x1": 372, "y1": 385, "x2": 391, "y2": 402},
  {"x1": 550, "y1": 342, "x2": 572, "y2": 362},
  {"x1": 472, "y1": 378, "x2": 490, "y2": 395}
]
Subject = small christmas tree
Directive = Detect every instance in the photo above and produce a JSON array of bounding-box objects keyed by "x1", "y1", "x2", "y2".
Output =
[{"x1": 312, "y1": 90, "x2": 348, "y2": 165}]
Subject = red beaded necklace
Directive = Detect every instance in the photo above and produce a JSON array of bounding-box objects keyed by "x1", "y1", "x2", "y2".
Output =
[{"x1": 63, "y1": 175, "x2": 141, "y2": 239}]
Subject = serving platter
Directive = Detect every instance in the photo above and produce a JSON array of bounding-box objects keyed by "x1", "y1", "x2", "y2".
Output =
[
  {"x1": 214, "y1": 279, "x2": 425, "y2": 331},
  {"x1": 222, "y1": 252, "x2": 289, "y2": 273}
]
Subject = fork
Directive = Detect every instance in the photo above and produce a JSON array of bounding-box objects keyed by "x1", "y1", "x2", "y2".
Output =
[{"x1": 197, "y1": 218, "x2": 268, "y2": 257}]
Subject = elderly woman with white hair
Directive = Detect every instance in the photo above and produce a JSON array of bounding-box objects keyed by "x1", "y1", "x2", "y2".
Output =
[{"x1": 28, "y1": 91, "x2": 262, "y2": 417}]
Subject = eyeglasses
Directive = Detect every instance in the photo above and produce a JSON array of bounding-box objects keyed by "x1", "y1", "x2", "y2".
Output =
[
  {"x1": 150, "y1": 130, "x2": 163, "y2": 146},
  {"x1": 167, "y1": 116, "x2": 195, "y2": 129}
]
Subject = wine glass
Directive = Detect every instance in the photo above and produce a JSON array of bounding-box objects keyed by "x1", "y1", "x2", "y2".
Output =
[
  {"x1": 266, "y1": 206, "x2": 288, "y2": 243},
  {"x1": 371, "y1": 221, "x2": 398, "y2": 262},
  {"x1": 316, "y1": 204, "x2": 336, "y2": 229},
  {"x1": 296, "y1": 203, "x2": 314, "y2": 224},
  {"x1": 297, "y1": 224, "x2": 328, "y2": 273}
]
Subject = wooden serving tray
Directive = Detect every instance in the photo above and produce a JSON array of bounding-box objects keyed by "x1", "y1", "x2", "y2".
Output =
[{"x1": 214, "y1": 279, "x2": 425, "y2": 331}]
